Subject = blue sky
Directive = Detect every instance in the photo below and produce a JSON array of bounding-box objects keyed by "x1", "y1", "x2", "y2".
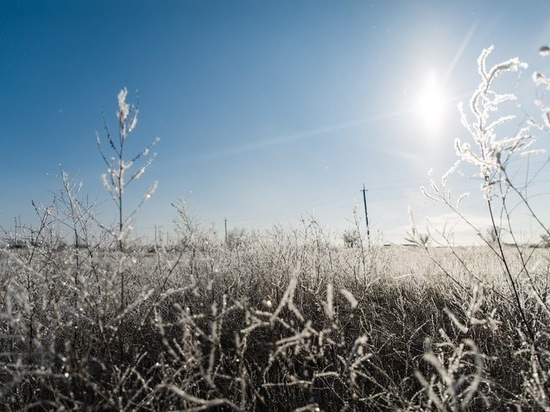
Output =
[{"x1": 2, "y1": 0, "x2": 550, "y2": 245}]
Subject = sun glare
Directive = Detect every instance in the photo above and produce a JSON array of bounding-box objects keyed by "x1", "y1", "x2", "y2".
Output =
[{"x1": 415, "y1": 70, "x2": 446, "y2": 134}]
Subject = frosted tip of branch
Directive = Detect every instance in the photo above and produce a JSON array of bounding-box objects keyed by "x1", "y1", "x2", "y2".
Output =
[
  {"x1": 533, "y1": 72, "x2": 545, "y2": 85},
  {"x1": 117, "y1": 87, "x2": 130, "y2": 122}
]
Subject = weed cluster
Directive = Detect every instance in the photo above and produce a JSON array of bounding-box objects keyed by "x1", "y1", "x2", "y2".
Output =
[{"x1": 2, "y1": 229, "x2": 549, "y2": 410}]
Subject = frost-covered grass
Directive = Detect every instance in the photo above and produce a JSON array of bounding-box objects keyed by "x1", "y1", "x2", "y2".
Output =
[{"x1": 1, "y1": 233, "x2": 549, "y2": 411}]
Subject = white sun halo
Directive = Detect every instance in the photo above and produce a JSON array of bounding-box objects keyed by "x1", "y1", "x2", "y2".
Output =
[{"x1": 415, "y1": 70, "x2": 446, "y2": 134}]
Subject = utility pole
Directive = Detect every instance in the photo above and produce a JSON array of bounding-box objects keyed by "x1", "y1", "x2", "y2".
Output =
[
  {"x1": 362, "y1": 184, "x2": 371, "y2": 246},
  {"x1": 224, "y1": 218, "x2": 228, "y2": 244}
]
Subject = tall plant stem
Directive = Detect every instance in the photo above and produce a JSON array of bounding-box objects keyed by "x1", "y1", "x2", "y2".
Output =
[{"x1": 486, "y1": 198, "x2": 536, "y2": 344}]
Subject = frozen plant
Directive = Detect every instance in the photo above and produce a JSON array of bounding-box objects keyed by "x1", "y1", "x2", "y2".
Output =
[
  {"x1": 454, "y1": 46, "x2": 535, "y2": 200},
  {"x1": 97, "y1": 88, "x2": 160, "y2": 251},
  {"x1": 96, "y1": 88, "x2": 160, "y2": 353},
  {"x1": 416, "y1": 46, "x2": 550, "y2": 408}
]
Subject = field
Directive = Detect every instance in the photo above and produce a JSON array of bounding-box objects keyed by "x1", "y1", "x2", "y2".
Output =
[
  {"x1": 2, "y1": 46, "x2": 550, "y2": 411},
  {"x1": 1, "y1": 228, "x2": 550, "y2": 411}
]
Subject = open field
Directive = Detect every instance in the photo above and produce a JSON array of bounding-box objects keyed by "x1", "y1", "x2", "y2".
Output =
[
  {"x1": 1, "y1": 41, "x2": 549, "y2": 411},
  {"x1": 1, "y1": 231, "x2": 549, "y2": 411}
]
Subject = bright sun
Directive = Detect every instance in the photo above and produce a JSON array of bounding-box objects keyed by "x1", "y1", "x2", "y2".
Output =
[{"x1": 415, "y1": 70, "x2": 446, "y2": 134}]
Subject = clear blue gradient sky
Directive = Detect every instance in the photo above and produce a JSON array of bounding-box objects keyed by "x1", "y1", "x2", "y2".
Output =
[{"x1": 2, "y1": 0, "x2": 550, "y2": 244}]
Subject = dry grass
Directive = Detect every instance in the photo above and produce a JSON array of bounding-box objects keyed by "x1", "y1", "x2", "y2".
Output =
[{"x1": 1, "y1": 229, "x2": 549, "y2": 411}]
